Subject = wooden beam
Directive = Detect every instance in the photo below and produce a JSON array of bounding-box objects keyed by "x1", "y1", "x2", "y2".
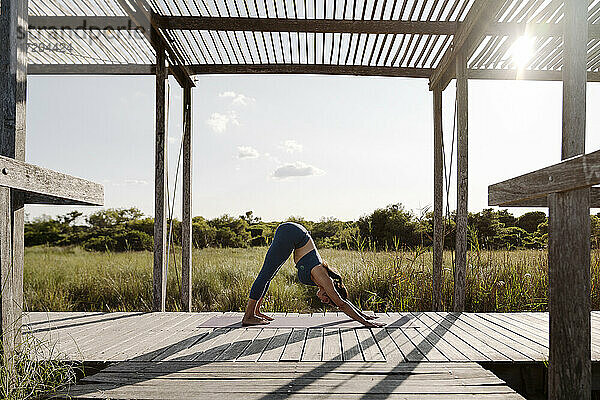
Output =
[
  {"x1": 154, "y1": 45, "x2": 167, "y2": 313},
  {"x1": 27, "y1": 15, "x2": 600, "y2": 40},
  {"x1": 181, "y1": 85, "x2": 192, "y2": 312},
  {"x1": 495, "y1": 186, "x2": 600, "y2": 207},
  {"x1": 468, "y1": 69, "x2": 600, "y2": 82},
  {"x1": 155, "y1": 16, "x2": 457, "y2": 35},
  {"x1": 27, "y1": 16, "x2": 600, "y2": 40},
  {"x1": 26, "y1": 63, "x2": 600, "y2": 82},
  {"x1": 488, "y1": 149, "x2": 600, "y2": 207},
  {"x1": 432, "y1": 88, "x2": 443, "y2": 311},
  {"x1": 0, "y1": 0, "x2": 28, "y2": 378},
  {"x1": 454, "y1": 50, "x2": 468, "y2": 312},
  {"x1": 28, "y1": 64, "x2": 156, "y2": 75},
  {"x1": 429, "y1": 0, "x2": 505, "y2": 91},
  {"x1": 486, "y1": 22, "x2": 600, "y2": 38},
  {"x1": 189, "y1": 64, "x2": 433, "y2": 78},
  {"x1": 0, "y1": 156, "x2": 103, "y2": 206},
  {"x1": 549, "y1": 0, "x2": 590, "y2": 398},
  {"x1": 28, "y1": 16, "x2": 135, "y2": 30}
]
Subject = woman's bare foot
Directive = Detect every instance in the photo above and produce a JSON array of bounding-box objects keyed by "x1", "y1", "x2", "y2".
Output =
[
  {"x1": 256, "y1": 312, "x2": 274, "y2": 321},
  {"x1": 242, "y1": 315, "x2": 270, "y2": 326}
]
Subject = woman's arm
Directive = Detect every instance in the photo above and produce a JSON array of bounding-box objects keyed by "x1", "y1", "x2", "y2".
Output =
[
  {"x1": 312, "y1": 268, "x2": 384, "y2": 327},
  {"x1": 347, "y1": 301, "x2": 378, "y2": 320}
]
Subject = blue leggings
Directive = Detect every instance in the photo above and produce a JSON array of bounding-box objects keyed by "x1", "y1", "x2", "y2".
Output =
[{"x1": 249, "y1": 222, "x2": 310, "y2": 300}]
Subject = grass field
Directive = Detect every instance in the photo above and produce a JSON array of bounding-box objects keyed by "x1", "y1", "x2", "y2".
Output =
[{"x1": 23, "y1": 245, "x2": 600, "y2": 313}]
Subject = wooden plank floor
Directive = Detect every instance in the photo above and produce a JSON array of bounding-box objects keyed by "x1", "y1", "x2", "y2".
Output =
[
  {"x1": 59, "y1": 361, "x2": 525, "y2": 399},
  {"x1": 24, "y1": 311, "x2": 600, "y2": 363}
]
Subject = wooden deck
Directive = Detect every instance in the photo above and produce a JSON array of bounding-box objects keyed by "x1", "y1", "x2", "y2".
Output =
[
  {"x1": 25, "y1": 311, "x2": 600, "y2": 363},
  {"x1": 24, "y1": 311, "x2": 600, "y2": 399}
]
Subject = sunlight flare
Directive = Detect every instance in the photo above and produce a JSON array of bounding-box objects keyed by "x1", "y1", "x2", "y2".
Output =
[{"x1": 509, "y1": 35, "x2": 536, "y2": 69}]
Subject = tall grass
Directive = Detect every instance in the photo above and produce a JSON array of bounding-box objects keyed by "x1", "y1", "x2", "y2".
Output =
[
  {"x1": 23, "y1": 245, "x2": 600, "y2": 313},
  {"x1": 0, "y1": 328, "x2": 77, "y2": 399}
]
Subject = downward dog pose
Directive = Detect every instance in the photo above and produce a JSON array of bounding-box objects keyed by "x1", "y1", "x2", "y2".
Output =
[{"x1": 242, "y1": 222, "x2": 385, "y2": 327}]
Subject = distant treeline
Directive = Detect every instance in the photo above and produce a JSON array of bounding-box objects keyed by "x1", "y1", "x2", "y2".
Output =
[{"x1": 24, "y1": 204, "x2": 600, "y2": 252}]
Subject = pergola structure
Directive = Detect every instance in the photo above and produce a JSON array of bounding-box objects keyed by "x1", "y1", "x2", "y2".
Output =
[{"x1": 2, "y1": 0, "x2": 599, "y2": 397}]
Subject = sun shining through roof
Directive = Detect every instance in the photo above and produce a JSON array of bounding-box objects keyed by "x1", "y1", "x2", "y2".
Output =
[{"x1": 508, "y1": 35, "x2": 536, "y2": 70}]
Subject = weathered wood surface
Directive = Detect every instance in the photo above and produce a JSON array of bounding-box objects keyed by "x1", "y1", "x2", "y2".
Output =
[
  {"x1": 190, "y1": 64, "x2": 433, "y2": 78},
  {"x1": 454, "y1": 50, "x2": 468, "y2": 312},
  {"x1": 0, "y1": 0, "x2": 28, "y2": 374},
  {"x1": 432, "y1": 89, "x2": 443, "y2": 311},
  {"x1": 26, "y1": 64, "x2": 600, "y2": 83},
  {"x1": 488, "y1": 148, "x2": 600, "y2": 207},
  {"x1": 155, "y1": 16, "x2": 458, "y2": 34},
  {"x1": 549, "y1": 5, "x2": 591, "y2": 399},
  {"x1": 56, "y1": 360, "x2": 524, "y2": 399},
  {"x1": 492, "y1": 186, "x2": 600, "y2": 207},
  {"x1": 181, "y1": 85, "x2": 192, "y2": 312},
  {"x1": 0, "y1": 155, "x2": 104, "y2": 206},
  {"x1": 153, "y1": 47, "x2": 167, "y2": 312},
  {"x1": 22, "y1": 312, "x2": 600, "y2": 364},
  {"x1": 31, "y1": 15, "x2": 600, "y2": 38},
  {"x1": 28, "y1": 16, "x2": 134, "y2": 29},
  {"x1": 28, "y1": 64, "x2": 157, "y2": 75},
  {"x1": 58, "y1": 361, "x2": 524, "y2": 399}
]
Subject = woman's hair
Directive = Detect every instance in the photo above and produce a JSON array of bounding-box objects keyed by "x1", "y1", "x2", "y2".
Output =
[{"x1": 322, "y1": 261, "x2": 348, "y2": 300}]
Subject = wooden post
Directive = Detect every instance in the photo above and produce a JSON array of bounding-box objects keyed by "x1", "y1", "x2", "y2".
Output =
[
  {"x1": 154, "y1": 45, "x2": 168, "y2": 312},
  {"x1": 0, "y1": 0, "x2": 28, "y2": 375},
  {"x1": 548, "y1": 0, "x2": 590, "y2": 398},
  {"x1": 454, "y1": 50, "x2": 468, "y2": 312},
  {"x1": 181, "y1": 85, "x2": 192, "y2": 312},
  {"x1": 433, "y1": 89, "x2": 443, "y2": 311}
]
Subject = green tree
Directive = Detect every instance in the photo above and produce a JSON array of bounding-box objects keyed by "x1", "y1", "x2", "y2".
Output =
[
  {"x1": 468, "y1": 208, "x2": 502, "y2": 248},
  {"x1": 516, "y1": 211, "x2": 547, "y2": 233},
  {"x1": 497, "y1": 209, "x2": 517, "y2": 228},
  {"x1": 357, "y1": 204, "x2": 417, "y2": 249}
]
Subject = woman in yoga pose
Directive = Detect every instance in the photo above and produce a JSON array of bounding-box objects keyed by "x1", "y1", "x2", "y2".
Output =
[{"x1": 242, "y1": 222, "x2": 385, "y2": 327}]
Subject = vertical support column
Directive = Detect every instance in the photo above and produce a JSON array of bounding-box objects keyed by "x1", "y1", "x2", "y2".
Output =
[
  {"x1": 433, "y1": 89, "x2": 443, "y2": 311},
  {"x1": 181, "y1": 85, "x2": 192, "y2": 312},
  {"x1": 153, "y1": 45, "x2": 168, "y2": 312},
  {"x1": 0, "y1": 0, "x2": 28, "y2": 375},
  {"x1": 454, "y1": 51, "x2": 468, "y2": 312},
  {"x1": 548, "y1": 1, "x2": 590, "y2": 398}
]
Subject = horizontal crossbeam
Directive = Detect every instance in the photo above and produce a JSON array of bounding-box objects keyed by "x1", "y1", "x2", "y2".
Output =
[
  {"x1": 154, "y1": 16, "x2": 457, "y2": 34},
  {"x1": 28, "y1": 64, "x2": 156, "y2": 75},
  {"x1": 494, "y1": 186, "x2": 600, "y2": 207},
  {"x1": 189, "y1": 64, "x2": 432, "y2": 77},
  {"x1": 489, "y1": 149, "x2": 600, "y2": 207},
  {"x1": 27, "y1": 64, "x2": 600, "y2": 82},
  {"x1": 27, "y1": 16, "x2": 600, "y2": 39},
  {"x1": 0, "y1": 156, "x2": 104, "y2": 206}
]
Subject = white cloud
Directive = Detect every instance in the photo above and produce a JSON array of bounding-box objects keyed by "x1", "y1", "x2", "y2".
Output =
[
  {"x1": 272, "y1": 162, "x2": 324, "y2": 179},
  {"x1": 206, "y1": 111, "x2": 239, "y2": 133},
  {"x1": 237, "y1": 146, "x2": 260, "y2": 159},
  {"x1": 280, "y1": 139, "x2": 303, "y2": 154},
  {"x1": 219, "y1": 91, "x2": 256, "y2": 106}
]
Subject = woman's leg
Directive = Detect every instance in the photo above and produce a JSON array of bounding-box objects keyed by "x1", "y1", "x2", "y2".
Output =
[{"x1": 243, "y1": 229, "x2": 294, "y2": 325}]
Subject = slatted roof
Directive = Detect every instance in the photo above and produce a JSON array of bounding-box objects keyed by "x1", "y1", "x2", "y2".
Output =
[{"x1": 24, "y1": 0, "x2": 600, "y2": 87}]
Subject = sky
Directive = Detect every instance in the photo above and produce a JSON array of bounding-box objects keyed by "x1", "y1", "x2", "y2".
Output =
[{"x1": 23, "y1": 73, "x2": 600, "y2": 222}]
